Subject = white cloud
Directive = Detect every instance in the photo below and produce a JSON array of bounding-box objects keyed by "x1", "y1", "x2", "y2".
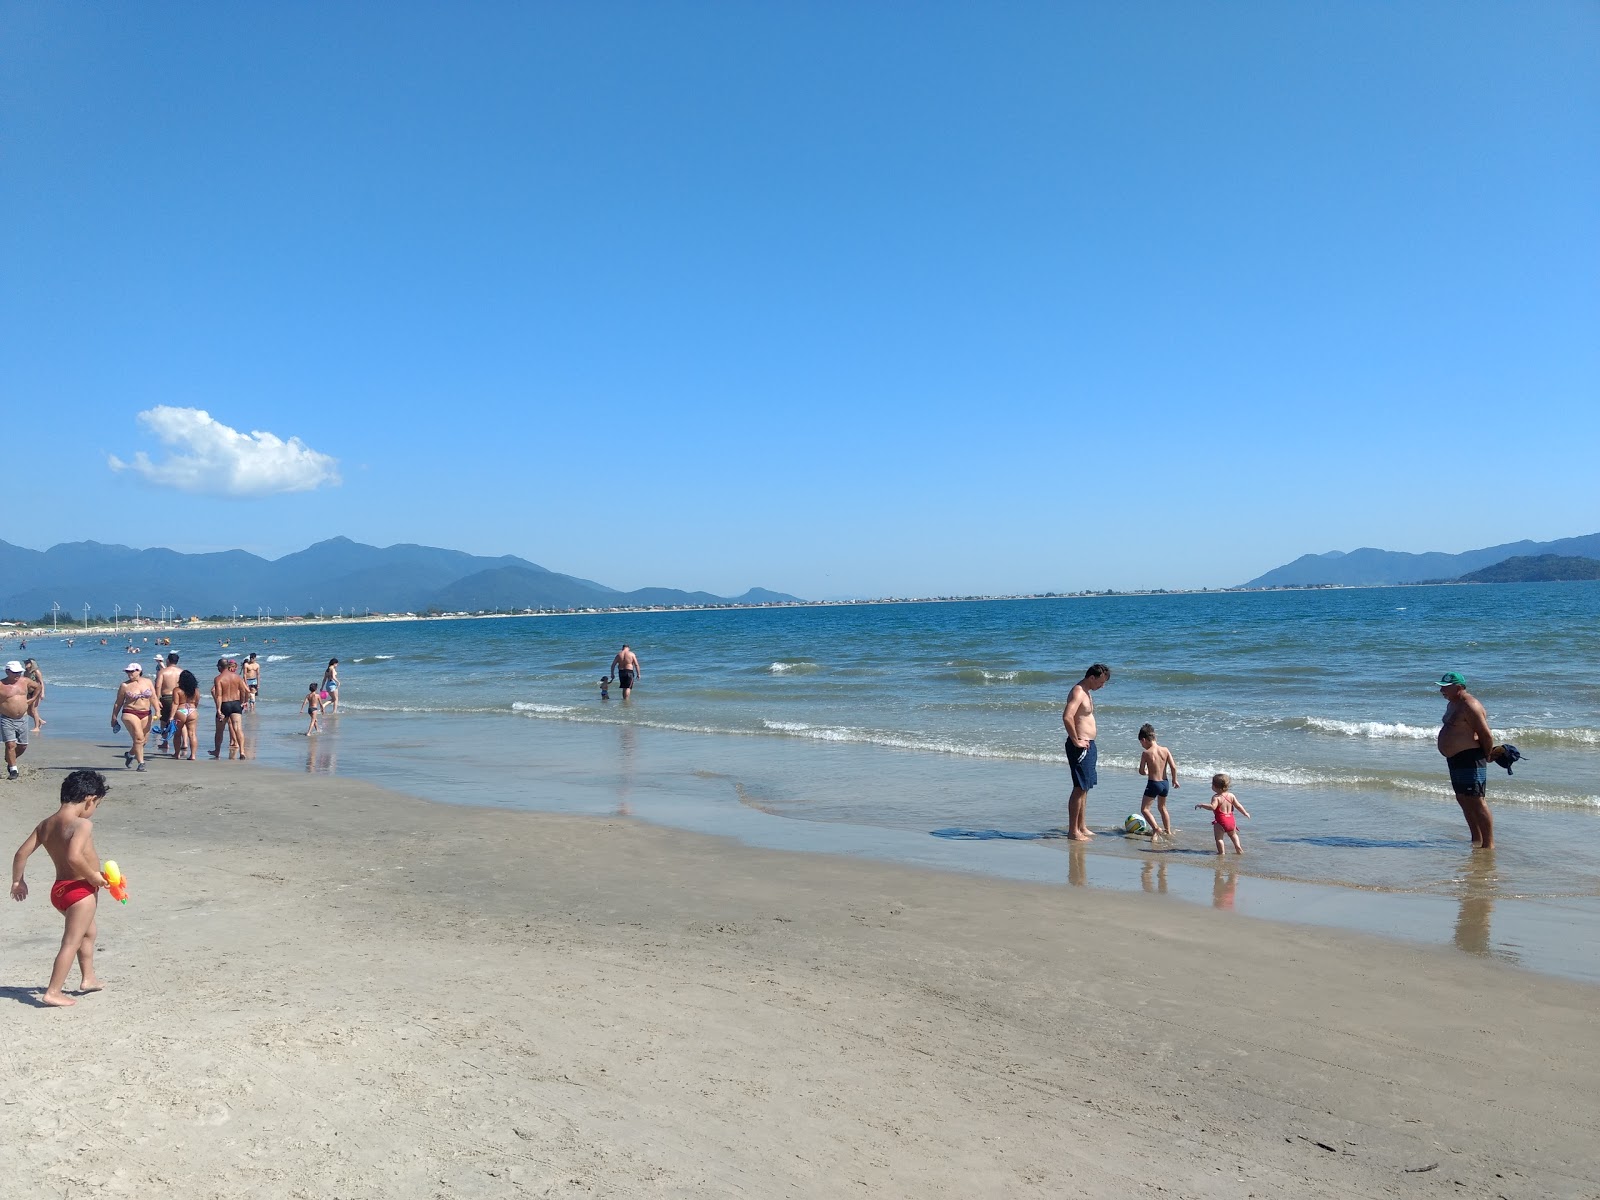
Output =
[{"x1": 109, "y1": 406, "x2": 341, "y2": 497}]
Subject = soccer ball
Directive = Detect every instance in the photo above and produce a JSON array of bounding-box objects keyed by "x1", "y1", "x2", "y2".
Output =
[{"x1": 1124, "y1": 814, "x2": 1151, "y2": 835}]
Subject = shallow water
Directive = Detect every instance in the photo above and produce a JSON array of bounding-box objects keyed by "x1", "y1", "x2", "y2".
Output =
[{"x1": 30, "y1": 582, "x2": 1600, "y2": 979}]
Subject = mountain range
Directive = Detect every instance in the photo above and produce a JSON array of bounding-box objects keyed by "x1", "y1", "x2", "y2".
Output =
[
  {"x1": 1243, "y1": 531, "x2": 1600, "y2": 588},
  {"x1": 0, "y1": 537, "x2": 801, "y2": 621}
]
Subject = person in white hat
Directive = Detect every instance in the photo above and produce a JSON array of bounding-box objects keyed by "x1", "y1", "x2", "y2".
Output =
[
  {"x1": 0, "y1": 660, "x2": 40, "y2": 779},
  {"x1": 111, "y1": 662, "x2": 158, "y2": 771}
]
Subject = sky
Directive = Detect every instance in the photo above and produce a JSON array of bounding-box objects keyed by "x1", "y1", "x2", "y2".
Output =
[{"x1": 4, "y1": 2, "x2": 1596, "y2": 597}]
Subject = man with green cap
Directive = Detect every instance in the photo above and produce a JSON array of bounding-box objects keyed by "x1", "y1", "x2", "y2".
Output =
[{"x1": 1435, "y1": 672, "x2": 1495, "y2": 849}]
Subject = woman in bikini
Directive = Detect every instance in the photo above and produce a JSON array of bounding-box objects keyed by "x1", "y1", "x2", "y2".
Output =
[
  {"x1": 23, "y1": 659, "x2": 45, "y2": 730},
  {"x1": 321, "y1": 658, "x2": 340, "y2": 714},
  {"x1": 111, "y1": 663, "x2": 157, "y2": 771},
  {"x1": 171, "y1": 669, "x2": 201, "y2": 760}
]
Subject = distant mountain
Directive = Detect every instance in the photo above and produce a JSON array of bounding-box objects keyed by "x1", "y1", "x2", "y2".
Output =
[
  {"x1": 1243, "y1": 532, "x2": 1600, "y2": 588},
  {"x1": 0, "y1": 537, "x2": 801, "y2": 620},
  {"x1": 1458, "y1": 555, "x2": 1600, "y2": 583}
]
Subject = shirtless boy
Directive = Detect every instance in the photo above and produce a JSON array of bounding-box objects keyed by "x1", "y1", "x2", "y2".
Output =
[
  {"x1": 1435, "y1": 671, "x2": 1496, "y2": 849},
  {"x1": 242, "y1": 653, "x2": 261, "y2": 709},
  {"x1": 10, "y1": 769, "x2": 111, "y2": 1006},
  {"x1": 1062, "y1": 663, "x2": 1111, "y2": 841},
  {"x1": 1136, "y1": 723, "x2": 1179, "y2": 836},
  {"x1": 0, "y1": 660, "x2": 41, "y2": 780}
]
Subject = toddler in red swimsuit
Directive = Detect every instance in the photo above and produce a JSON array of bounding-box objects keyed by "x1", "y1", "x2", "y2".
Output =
[{"x1": 1195, "y1": 772, "x2": 1250, "y2": 855}]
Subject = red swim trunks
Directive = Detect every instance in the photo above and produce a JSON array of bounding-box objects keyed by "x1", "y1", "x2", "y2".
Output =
[
  {"x1": 1214, "y1": 810, "x2": 1237, "y2": 834},
  {"x1": 50, "y1": 879, "x2": 96, "y2": 913}
]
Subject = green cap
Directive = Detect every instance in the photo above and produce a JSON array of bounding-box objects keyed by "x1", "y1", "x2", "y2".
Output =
[{"x1": 1434, "y1": 671, "x2": 1467, "y2": 688}]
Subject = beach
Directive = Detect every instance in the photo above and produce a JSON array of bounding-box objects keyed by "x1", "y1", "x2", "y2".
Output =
[{"x1": 4, "y1": 736, "x2": 1597, "y2": 1198}]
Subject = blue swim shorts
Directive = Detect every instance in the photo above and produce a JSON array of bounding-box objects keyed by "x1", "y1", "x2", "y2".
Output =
[
  {"x1": 1447, "y1": 749, "x2": 1487, "y2": 799},
  {"x1": 1066, "y1": 739, "x2": 1098, "y2": 790},
  {"x1": 1142, "y1": 779, "x2": 1169, "y2": 799}
]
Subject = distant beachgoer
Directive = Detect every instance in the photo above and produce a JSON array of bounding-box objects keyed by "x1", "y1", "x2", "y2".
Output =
[
  {"x1": 171, "y1": 669, "x2": 200, "y2": 760},
  {"x1": 300, "y1": 681, "x2": 323, "y2": 735},
  {"x1": 1435, "y1": 671, "x2": 1496, "y2": 850},
  {"x1": 1136, "y1": 722, "x2": 1179, "y2": 837},
  {"x1": 155, "y1": 653, "x2": 181, "y2": 751},
  {"x1": 211, "y1": 658, "x2": 250, "y2": 760},
  {"x1": 242, "y1": 652, "x2": 260, "y2": 708},
  {"x1": 0, "y1": 660, "x2": 40, "y2": 779},
  {"x1": 1196, "y1": 773, "x2": 1250, "y2": 855},
  {"x1": 320, "y1": 659, "x2": 340, "y2": 713},
  {"x1": 111, "y1": 663, "x2": 156, "y2": 771},
  {"x1": 23, "y1": 658, "x2": 45, "y2": 731},
  {"x1": 1062, "y1": 664, "x2": 1111, "y2": 840},
  {"x1": 610, "y1": 645, "x2": 640, "y2": 699},
  {"x1": 8, "y1": 768, "x2": 112, "y2": 1006}
]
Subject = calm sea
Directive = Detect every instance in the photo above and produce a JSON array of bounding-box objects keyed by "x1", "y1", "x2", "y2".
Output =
[{"x1": 33, "y1": 583, "x2": 1600, "y2": 978}]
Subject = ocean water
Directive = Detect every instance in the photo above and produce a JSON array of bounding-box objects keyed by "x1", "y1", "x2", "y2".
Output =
[{"x1": 30, "y1": 582, "x2": 1600, "y2": 978}]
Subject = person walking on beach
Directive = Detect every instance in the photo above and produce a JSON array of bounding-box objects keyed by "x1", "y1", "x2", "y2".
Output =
[
  {"x1": 155, "y1": 653, "x2": 181, "y2": 752},
  {"x1": 1136, "y1": 723, "x2": 1179, "y2": 837},
  {"x1": 610, "y1": 645, "x2": 640, "y2": 699},
  {"x1": 211, "y1": 658, "x2": 250, "y2": 760},
  {"x1": 1435, "y1": 671, "x2": 1496, "y2": 850},
  {"x1": 1062, "y1": 664, "x2": 1110, "y2": 841},
  {"x1": 0, "y1": 660, "x2": 41, "y2": 780},
  {"x1": 1196, "y1": 773, "x2": 1250, "y2": 854},
  {"x1": 171, "y1": 669, "x2": 201, "y2": 760},
  {"x1": 23, "y1": 658, "x2": 45, "y2": 731},
  {"x1": 242, "y1": 653, "x2": 261, "y2": 709},
  {"x1": 9, "y1": 769, "x2": 112, "y2": 1007},
  {"x1": 320, "y1": 659, "x2": 340, "y2": 713},
  {"x1": 300, "y1": 681, "x2": 324, "y2": 735},
  {"x1": 110, "y1": 663, "x2": 157, "y2": 771}
]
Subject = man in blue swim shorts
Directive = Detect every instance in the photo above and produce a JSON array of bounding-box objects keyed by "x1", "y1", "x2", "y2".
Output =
[
  {"x1": 1062, "y1": 663, "x2": 1111, "y2": 841},
  {"x1": 1435, "y1": 671, "x2": 1496, "y2": 849}
]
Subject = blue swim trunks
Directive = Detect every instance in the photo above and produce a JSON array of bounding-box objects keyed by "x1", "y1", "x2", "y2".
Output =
[
  {"x1": 1066, "y1": 739, "x2": 1098, "y2": 790},
  {"x1": 1447, "y1": 749, "x2": 1487, "y2": 798},
  {"x1": 1142, "y1": 779, "x2": 1169, "y2": 799}
]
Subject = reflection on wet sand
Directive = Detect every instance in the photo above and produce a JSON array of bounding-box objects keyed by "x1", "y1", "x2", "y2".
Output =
[
  {"x1": 1453, "y1": 850, "x2": 1517, "y2": 965},
  {"x1": 615, "y1": 722, "x2": 637, "y2": 816},
  {"x1": 1140, "y1": 860, "x2": 1168, "y2": 895},
  {"x1": 1212, "y1": 865, "x2": 1238, "y2": 911},
  {"x1": 1067, "y1": 843, "x2": 1087, "y2": 887}
]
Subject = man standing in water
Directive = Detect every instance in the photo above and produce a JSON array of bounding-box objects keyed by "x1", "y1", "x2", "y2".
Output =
[
  {"x1": 1062, "y1": 663, "x2": 1111, "y2": 841},
  {"x1": 1436, "y1": 671, "x2": 1496, "y2": 849},
  {"x1": 610, "y1": 644, "x2": 641, "y2": 699},
  {"x1": 155, "y1": 653, "x2": 181, "y2": 752},
  {"x1": 211, "y1": 658, "x2": 250, "y2": 760}
]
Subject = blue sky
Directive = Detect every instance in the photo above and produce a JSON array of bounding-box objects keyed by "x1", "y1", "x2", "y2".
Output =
[{"x1": 4, "y1": 2, "x2": 1596, "y2": 597}]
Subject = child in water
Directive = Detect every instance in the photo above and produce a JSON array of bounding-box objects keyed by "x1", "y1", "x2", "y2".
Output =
[
  {"x1": 1136, "y1": 723, "x2": 1179, "y2": 836},
  {"x1": 599, "y1": 676, "x2": 611, "y2": 701},
  {"x1": 1196, "y1": 773, "x2": 1250, "y2": 855},
  {"x1": 300, "y1": 681, "x2": 324, "y2": 735},
  {"x1": 9, "y1": 769, "x2": 111, "y2": 1006}
]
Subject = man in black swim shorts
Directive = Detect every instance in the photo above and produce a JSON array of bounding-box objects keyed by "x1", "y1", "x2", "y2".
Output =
[
  {"x1": 610, "y1": 643, "x2": 641, "y2": 700},
  {"x1": 1062, "y1": 663, "x2": 1111, "y2": 841},
  {"x1": 1434, "y1": 671, "x2": 1495, "y2": 849}
]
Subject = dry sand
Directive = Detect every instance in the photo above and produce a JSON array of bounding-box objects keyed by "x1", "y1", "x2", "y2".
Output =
[{"x1": 3, "y1": 738, "x2": 1597, "y2": 1198}]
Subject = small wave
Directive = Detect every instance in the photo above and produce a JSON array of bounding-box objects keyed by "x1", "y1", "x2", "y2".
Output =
[
  {"x1": 757, "y1": 719, "x2": 1061, "y2": 763},
  {"x1": 352, "y1": 655, "x2": 395, "y2": 664},
  {"x1": 942, "y1": 668, "x2": 1062, "y2": 685},
  {"x1": 1501, "y1": 726, "x2": 1600, "y2": 749},
  {"x1": 1292, "y1": 716, "x2": 1438, "y2": 741},
  {"x1": 265, "y1": 654, "x2": 294, "y2": 662},
  {"x1": 512, "y1": 701, "x2": 576, "y2": 714},
  {"x1": 766, "y1": 661, "x2": 818, "y2": 674}
]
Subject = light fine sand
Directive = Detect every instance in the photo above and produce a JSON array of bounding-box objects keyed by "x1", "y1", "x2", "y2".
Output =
[{"x1": 3, "y1": 739, "x2": 1597, "y2": 1198}]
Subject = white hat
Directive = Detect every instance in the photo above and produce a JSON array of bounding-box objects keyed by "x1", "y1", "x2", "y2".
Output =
[
  {"x1": 125, "y1": 662, "x2": 142, "y2": 673},
  {"x1": 3, "y1": 660, "x2": 21, "y2": 674}
]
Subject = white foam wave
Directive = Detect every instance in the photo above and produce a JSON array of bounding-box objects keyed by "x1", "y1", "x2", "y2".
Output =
[
  {"x1": 1502, "y1": 726, "x2": 1600, "y2": 748},
  {"x1": 1298, "y1": 716, "x2": 1437, "y2": 740},
  {"x1": 512, "y1": 702, "x2": 576, "y2": 714},
  {"x1": 766, "y1": 661, "x2": 816, "y2": 674},
  {"x1": 265, "y1": 654, "x2": 293, "y2": 662}
]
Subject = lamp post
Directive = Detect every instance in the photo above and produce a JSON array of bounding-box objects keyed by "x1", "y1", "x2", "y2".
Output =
[
  {"x1": 113, "y1": 603, "x2": 120, "y2": 632},
  {"x1": 135, "y1": 603, "x2": 142, "y2": 624},
  {"x1": 83, "y1": 603, "x2": 90, "y2": 631},
  {"x1": 51, "y1": 601, "x2": 59, "y2": 630}
]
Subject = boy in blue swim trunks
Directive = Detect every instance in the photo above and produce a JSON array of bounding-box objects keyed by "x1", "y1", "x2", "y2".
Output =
[{"x1": 1136, "y1": 723, "x2": 1179, "y2": 836}]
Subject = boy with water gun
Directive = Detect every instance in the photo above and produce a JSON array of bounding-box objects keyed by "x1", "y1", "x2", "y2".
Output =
[{"x1": 10, "y1": 769, "x2": 114, "y2": 1007}]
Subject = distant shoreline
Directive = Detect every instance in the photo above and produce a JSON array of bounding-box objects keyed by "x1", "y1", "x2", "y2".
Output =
[{"x1": 4, "y1": 578, "x2": 1528, "y2": 640}]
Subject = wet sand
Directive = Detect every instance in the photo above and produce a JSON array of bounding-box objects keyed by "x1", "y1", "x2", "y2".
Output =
[{"x1": 3, "y1": 738, "x2": 1597, "y2": 1197}]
